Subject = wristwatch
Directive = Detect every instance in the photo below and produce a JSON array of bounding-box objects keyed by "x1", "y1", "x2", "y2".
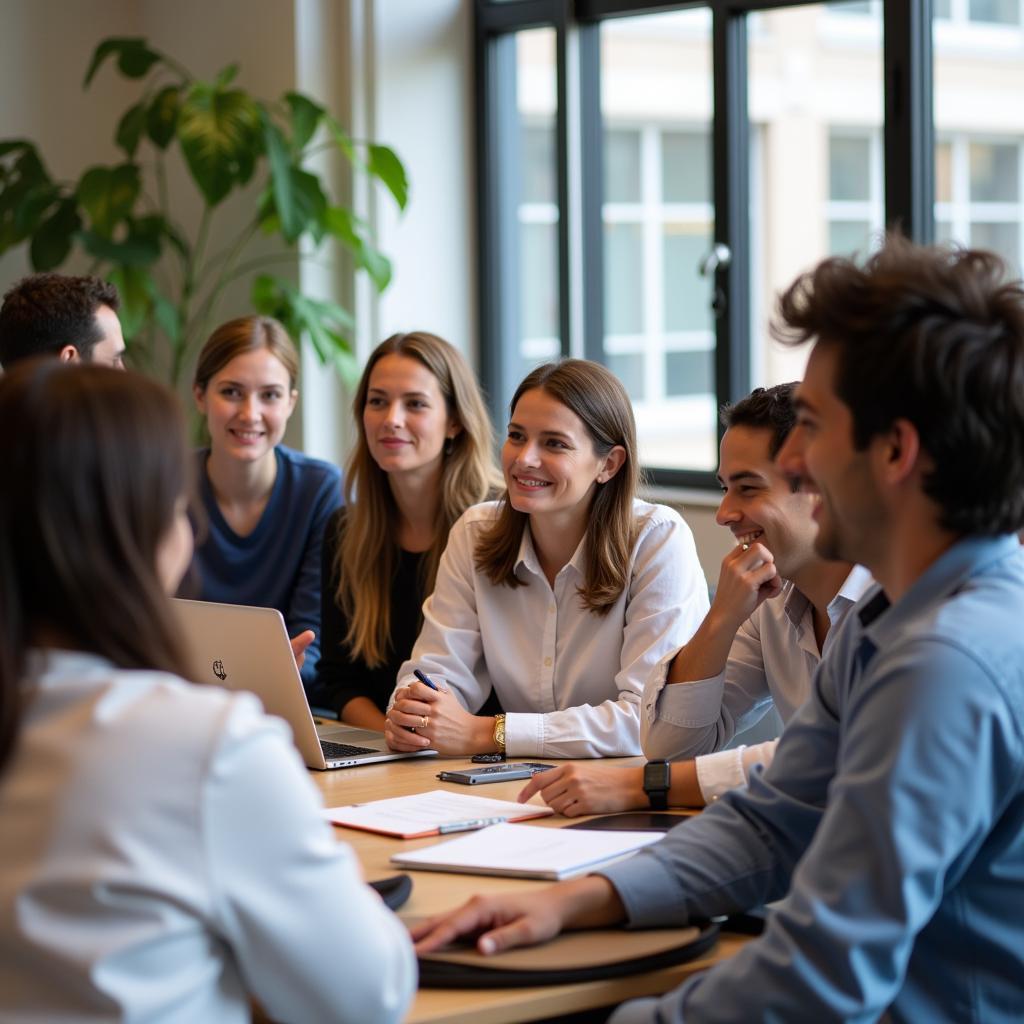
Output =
[
  {"x1": 492, "y1": 713, "x2": 506, "y2": 753},
  {"x1": 643, "y1": 760, "x2": 671, "y2": 810}
]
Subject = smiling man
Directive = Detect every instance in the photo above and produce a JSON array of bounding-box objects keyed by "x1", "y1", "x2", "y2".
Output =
[
  {"x1": 0, "y1": 273, "x2": 125, "y2": 369},
  {"x1": 518, "y1": 383, "x2": 873, "y2": 815},
  {"x1": 412, "y1": 237, "x2": 1024, "y2": 1024}
]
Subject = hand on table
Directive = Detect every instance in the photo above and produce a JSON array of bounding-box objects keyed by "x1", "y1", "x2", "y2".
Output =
[
  {"x1": 290, "y1": 630, "x2": 315, "y2": 671},
  {"x1": 412, "y1": 875, "x2": 623, "y2": 956},
  {"x1": 384, "y1": 680, "x2": 490, "y2": 754},
  {"x1": 517, "y1": 763, "x2": 647, "y2": 817}
]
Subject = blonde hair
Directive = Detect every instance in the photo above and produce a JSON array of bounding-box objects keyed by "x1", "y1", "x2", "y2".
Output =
[
  {"x1": 474, "y1": 359, "x2": 641, "y2": 615},
  {"x1": 336, "y1": 332, "x2": 500, "y2": 667}
]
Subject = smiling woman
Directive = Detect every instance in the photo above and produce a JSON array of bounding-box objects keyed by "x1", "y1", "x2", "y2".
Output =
[
  {"x1": 385, "y1": 359, "x2": 711, "y2": 760},
  {"x1": 189, "y1": 316, "x2": 343, "y2": 685}
]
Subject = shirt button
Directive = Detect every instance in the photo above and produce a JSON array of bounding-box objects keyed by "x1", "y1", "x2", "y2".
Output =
[
  {"x1": 544, "y1": 657, "x2": 552, "y2": 667},
  {"x1": 549, "y1": 605, "x2": 555, "y2": 614}
]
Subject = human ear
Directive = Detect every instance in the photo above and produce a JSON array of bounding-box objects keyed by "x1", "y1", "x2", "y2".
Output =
[
  {"x1": 596, "y1": 445, "x2": 627, "y2": 483},
  {"x1": 193, "y1": 384, "x2": 207, "y2": 415},
  {"x1": 878, "y1": 418, "x2": 921, "y2": 485}
]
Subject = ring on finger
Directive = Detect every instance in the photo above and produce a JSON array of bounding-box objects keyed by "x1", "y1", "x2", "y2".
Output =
[
  {"x1": 741, "y1": 542, "x2": 750, "y2": 551},
  {"x1": 421, "y1": 715, "x2": 428, "y2": 730}
]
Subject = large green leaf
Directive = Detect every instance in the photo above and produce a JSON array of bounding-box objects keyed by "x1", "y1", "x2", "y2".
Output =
[
  {"x1": 0, "y1": 145, "x2": 54, "y2": 251},
  {"x1": 285, "y1": 91, "x2": 323, "y2": 152},
  {"x1": 323, "y1": 206, "x2": 392, "y2": 291},
  {"x1": 366, "y1": 144, "x2": 409, "y2": 211},
  {"x1": 146, "y1": 86, "x2": 180, "y2": 149},
  {"x1": 29, "y1": 198, "x2": 81, "y2": 270},
  {"x1": 116, "y1": 100, "x2": 149, "y2": 157},
  {"x1": 84, "y1": 38, "x2": 162, "y2": 87},
  {"x1": 106, "y1": 264, "x2": 153, "y2": 339},
  {"x1": 14, "y1": 182, "x2": 61, "y2": 236},
  {"x1": 76, "y1": 164, "x2": 141, "y2": 237},
  {"x1": 178, "y1": 84, "x2": 262, "y2": 206}
]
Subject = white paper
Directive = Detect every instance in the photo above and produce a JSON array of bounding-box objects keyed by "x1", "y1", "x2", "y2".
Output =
[
  {"x1": 390, "y1": 821, "x2": 661, "y2": 879},
  {"x1": 323, "y1": 789, "x2": 553, "y2": 836}
]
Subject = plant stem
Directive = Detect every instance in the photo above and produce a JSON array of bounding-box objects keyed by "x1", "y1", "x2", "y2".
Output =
[{"x1": 172, "y1": 203, "x2": 212, "y2": 388}]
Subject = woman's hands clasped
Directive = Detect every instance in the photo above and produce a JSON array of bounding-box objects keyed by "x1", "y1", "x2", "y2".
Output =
[{"x1": 384, "y1": 680, "x2": 494, "y2": 754}]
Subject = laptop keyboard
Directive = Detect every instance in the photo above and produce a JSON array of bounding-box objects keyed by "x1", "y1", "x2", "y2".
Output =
[{"x1": 320, "y1": 739, "x2": 378, "y2": 759}]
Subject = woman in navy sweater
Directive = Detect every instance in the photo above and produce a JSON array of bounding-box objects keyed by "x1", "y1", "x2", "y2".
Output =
[{"x1": 190, "y1": 316, "x2": 342, "y2": 685}]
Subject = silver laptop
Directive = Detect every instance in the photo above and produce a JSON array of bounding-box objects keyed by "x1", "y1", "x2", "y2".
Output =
[{"x1": 172, "y1": 599, "x2": 437, "y2": 770}]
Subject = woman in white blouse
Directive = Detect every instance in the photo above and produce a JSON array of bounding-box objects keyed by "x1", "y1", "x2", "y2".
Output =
[
  {"x1": 385, "y1": 358, "x2": 708, "y2": 760},
  {"x1": 0, "y1": 361, "x2": 414, "y2": 1024}
]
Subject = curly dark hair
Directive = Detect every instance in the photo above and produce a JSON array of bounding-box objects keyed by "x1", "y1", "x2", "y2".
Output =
[
  {"x1": 0, "y1": 273, "x2": 120, "y2": 367},
  {"x1": 772, "y1": 235, "x2": 1024, "y2": 536},
  {"x1": 720, "y1": 382, "x2": 798, "y2": 459}
]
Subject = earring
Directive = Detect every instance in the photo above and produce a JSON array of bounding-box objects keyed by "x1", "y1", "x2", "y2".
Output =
[{"x1": 444, "y1": 435, "x2": 454, "y2": 456}]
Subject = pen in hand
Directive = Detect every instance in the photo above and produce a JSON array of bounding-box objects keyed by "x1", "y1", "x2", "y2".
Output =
[{"x1": 413, "y1": 668, "x2": 440, "y2": 691}]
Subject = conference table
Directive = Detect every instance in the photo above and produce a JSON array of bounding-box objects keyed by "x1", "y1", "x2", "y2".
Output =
[{"x1": 311, "y1": 754, "x2": 747, "y2": 1024}]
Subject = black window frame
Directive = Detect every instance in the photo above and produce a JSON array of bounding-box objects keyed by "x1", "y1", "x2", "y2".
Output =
[{"x1": 476, "y1": 0, "x2": 934, "y2": 489}]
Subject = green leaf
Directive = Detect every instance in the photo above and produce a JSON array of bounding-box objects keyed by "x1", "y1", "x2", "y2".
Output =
[
  {"x1": 76, "y1": 164, "x2": 141, "y2": 237},
  {"x1": 263, "y1": 114, "x2": 300, "y2": 240},
  {"x1": 144, "y1": 276, "x2": 181, "y2": 342},
  {"x1": 106, "y1": 264, "x2": 152, "y2": 339},
  {"x1": 146, "y1": 86, "x2": 180, "y2": 149},
  {"x1": 29, "y1": 198, "x2": 81, "y2": 270},
  {"x1": 366, "y1": 144, "x2": 409, "y2": 211},
  {"x1": 178, "y1": 83, "x2": 262, "y2": 205},
  {"x1": 84, "y1": 38, "x2": 162, "y2": 87},
  {"x1": 323, "y1": 206, "x2": 392, "y2": 291},
  {"x1": 285, "y1": 91, "x2": 323, "y2": 152},
  {"x1": 80, "y1": 223, "x2": 160, "y2": 267},
  {"x1": 116, "y1": 100, "x2": 149, "y2": 157},
  {"x1": 215, "y1": 63, "x2": 240, "y2": 88},
  {"x1": 13, "y1": 182, "x2": 61, "y2": 235}
]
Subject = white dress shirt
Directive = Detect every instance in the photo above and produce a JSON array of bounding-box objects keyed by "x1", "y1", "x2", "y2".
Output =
[
  {"x1": 396, "y1": 499, "x2": 710, "y2": 758},
  {"x1": 641, "y1": 566, "x2": 874, "y2": 801},
  {"x1": 0, "y1": 651, "x2": 416, "y2": 1024}
]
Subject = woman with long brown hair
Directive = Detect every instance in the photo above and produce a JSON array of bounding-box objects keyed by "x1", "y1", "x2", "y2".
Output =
[
  {"x1": 308, "y1": 331, "x2": 500, "y2": 728},
  {"x1": 385, "y1": 358, "x2": 709, "y2": 760},
  {"x1": 191, "y1": 316, "x2": 342, "y2": 684},
  {"x1": 0, "y1": 361, "x2": 414, "y2": 1022}
]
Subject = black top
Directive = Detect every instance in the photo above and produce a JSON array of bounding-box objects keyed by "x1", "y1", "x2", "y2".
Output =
[{"x1": 307, "y1": 509, "x2": 425, "y2": 717}]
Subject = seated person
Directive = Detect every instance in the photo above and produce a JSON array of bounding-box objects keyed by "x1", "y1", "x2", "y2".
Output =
[
  {"x1": 0, "y1": 361, "x2": 414, "y2": 1023},
  {"x1": 0, "y1": 272, "x2": 125, "y2": 368},
  {"x1": 520, "y1": 382, "x2": 872, "y2": 815},
  {"x1": 308, "y1": 331, "x2": 501, "y2": 729},
  {"x1": 190, "y1": 316, "x2": 342, "y2": 685},
  {"x1": 412, "y1": 238, "x2": 1024, "y2": 1023},
  {"x1": 385, "y1": 358, "x2": 709, "y2": 759}
]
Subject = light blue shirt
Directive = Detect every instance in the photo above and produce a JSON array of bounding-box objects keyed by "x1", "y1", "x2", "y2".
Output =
[{"x1": 601, "y1": 534, "x2": 1024, "y2": 1023}]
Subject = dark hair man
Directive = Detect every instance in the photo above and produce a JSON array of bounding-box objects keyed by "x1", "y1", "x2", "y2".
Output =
[
  {"x1": 519, "y1": 383, "x2": 872, "y2": 815},
  {"x1": 412, "y1": 237, "x2": 1024, "y2": 1024},
  {"x1": 0, "y1": 273, "x2": 125, "y2": 369}
]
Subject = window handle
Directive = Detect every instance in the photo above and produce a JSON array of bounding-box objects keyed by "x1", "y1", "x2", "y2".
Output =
[{"x1": 698, "y1": 243, "x2": 732, "y2": 277}]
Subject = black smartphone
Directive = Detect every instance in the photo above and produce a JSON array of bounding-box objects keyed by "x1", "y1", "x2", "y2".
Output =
[{"x1": 437, "y1": 762, "x2": 555, "y2": 785}]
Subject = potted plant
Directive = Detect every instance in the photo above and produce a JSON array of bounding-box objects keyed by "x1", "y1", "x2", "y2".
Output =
[{"x1": 0, "y1": 36, "x2": 408, "y2": 386}]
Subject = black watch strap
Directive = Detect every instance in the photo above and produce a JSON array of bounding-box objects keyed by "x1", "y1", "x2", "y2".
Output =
[{"x1": 643, "y1": 760, "x2": 671, "y2": 811}]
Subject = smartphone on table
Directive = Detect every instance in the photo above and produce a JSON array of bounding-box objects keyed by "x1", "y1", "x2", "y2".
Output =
[{"x1": 437, "y1": 762, "x2": 555, "y2": 785}]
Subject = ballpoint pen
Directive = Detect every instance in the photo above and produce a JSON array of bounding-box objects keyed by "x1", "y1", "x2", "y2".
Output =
[
  {"x1": 438, "y1": 816, "x2": 506, "y2": 834},
  {"x1": 413, "y1": 668, "x2": 440, "y2": 691}
]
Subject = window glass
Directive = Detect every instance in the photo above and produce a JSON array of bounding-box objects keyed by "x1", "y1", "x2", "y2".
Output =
[
  {"x1": 750, "y1": 3, "x2": 883, "y2": 391},
  {"x1": 969, "y1": 0, "x2": 1019, "y2": 25},
  {"x1": 600, "y1": 10, "x2": 716, "y2": 471}
]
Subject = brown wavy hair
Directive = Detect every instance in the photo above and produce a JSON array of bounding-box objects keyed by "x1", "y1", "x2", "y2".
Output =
[
  {"x1": 474, "y1": 359, "x2": 641, "y2": 615},
  {"x1": 193, "y1": 315, "x2": 299, "y2": 393},
  {"x1": 336, "y1": 332, "x2": 501, "y2": 667},
  {"x1": 0, "y1": 361, "x2": 193, "y2": 772}
]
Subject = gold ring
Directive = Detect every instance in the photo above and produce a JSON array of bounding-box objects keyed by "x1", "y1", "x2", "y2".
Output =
[{"x1": 421, "y1": 716, "x2": 428, "y2": 730}]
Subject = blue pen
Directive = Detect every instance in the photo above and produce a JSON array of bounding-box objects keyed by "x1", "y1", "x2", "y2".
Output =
[{"x1": 413, "y1": 668, "x2": 440, "y2": 691}]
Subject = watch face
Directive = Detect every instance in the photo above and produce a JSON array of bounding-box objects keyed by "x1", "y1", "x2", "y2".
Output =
[{"x1": 643, "y1": 761, "x2": 671, "y2": 791}]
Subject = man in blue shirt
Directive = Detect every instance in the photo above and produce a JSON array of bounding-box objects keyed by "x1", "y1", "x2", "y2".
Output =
[{"x1": 412, "y1": 236, "x2": 1024, "y2": 1022}]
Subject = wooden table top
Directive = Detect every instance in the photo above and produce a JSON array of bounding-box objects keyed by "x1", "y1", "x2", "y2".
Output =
[{"x1": 311, "y1": 754, "x2": 745, "y2": 1024}]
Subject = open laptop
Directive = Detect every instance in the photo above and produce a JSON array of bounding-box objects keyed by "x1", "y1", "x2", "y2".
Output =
[{"x1": 172, "y1": 598, "x2": 437, "y2": 770}]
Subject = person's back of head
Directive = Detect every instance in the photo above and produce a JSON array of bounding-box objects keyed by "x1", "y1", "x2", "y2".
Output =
[
  {"x1": 0, "y1": 360, "x2": 191, "y2": 771},
  {"x1": 774, "y1": 235, "x2": 1024, "y2": 536},
  {"x1": 0, "y1": 273, "x2": 123, "y2": 369}
]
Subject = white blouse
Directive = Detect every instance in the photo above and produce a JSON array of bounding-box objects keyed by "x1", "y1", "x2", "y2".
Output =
[
  {"x1": 0, "y1": 651, "x2": 416, "y2": 1024},
  {"x1": 395, "y1": 499, "x2": 710, "y2": 758}
]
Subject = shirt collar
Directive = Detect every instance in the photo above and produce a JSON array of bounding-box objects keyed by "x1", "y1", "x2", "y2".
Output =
[
  {"x1": 857, "y1": 533, "x2": 1022, "y2": 641},
  {"x1": 514, "y1": 524, "x2": 587, "y2": 582}
]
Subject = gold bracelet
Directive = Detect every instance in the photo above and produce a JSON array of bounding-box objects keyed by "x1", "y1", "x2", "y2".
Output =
[{"x1": 492, "y1": 713, "x2": 506, "y2": 753}]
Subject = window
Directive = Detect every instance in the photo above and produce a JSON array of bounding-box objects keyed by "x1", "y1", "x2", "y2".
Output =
[{"x1": 477, "y1": 1, "x2": 935, "y2": 488}]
